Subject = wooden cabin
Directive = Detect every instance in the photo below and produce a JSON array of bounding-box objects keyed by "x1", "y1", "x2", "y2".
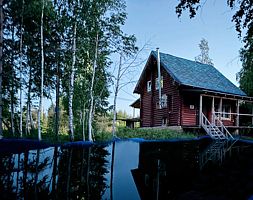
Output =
[{"x1": 132, "y1": 51, "x2": 253, "y2": 136}]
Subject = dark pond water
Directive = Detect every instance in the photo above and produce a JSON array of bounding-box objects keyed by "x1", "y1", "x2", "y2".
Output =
[{"x1": 1, "y1": 137, "x2": 253, "y2": 200}]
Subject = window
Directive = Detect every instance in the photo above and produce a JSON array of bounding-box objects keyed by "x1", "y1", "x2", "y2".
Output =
[
  {"x1": 222, "y1": 104, "x2": 231, "y2": 119},
  {"x1": 147, "y1": 80, "x2": 151, "y2": 92},
  {"x1": 162, "y1": 117, "x2": 167, "y2": 126},
  {"x1": 156, "y1": 94, "x2": 167, "y2": 109},
  {"x1": 161, "y1": 94, "x2": 167, "y2": 108},
  {"x1": 145, "y1": 174, "x2": 149, "y2": 186},
  {"x1": 155, "y1": 76, "x2": 163, "y2": 90},
  {"x1": 190, "y1": 105, "x2": 195, "y2": 109}
]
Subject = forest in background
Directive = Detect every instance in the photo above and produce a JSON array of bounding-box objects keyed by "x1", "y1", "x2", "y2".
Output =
[{"x1": 0, "y1": 0, "x2": 139, "y2": 142}]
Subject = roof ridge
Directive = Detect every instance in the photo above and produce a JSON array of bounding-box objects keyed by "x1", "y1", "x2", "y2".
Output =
[
  {"x1": 151, "y1": 50, "x2": 213, "y2": 67},
  {"x1": 150, "y1": 50, "x2": 246, "y2": 97}
]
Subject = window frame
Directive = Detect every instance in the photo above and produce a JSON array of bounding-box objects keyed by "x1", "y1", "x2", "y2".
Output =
[
  {"x1": 147, "y1": 80, "x2": 152, "y2": 92},
  {"x1": 161, "y1": 94, "x2": 167, "y2": 108},
  {"x1": 222, "y1": 104, "x2": 232, "y2": 120},
  {"x1": 162, "y1": 117, "x2": 168, "y2": 126},
  {"x1": 155, "y1": 76, "x2": 163, "y2": 90}
]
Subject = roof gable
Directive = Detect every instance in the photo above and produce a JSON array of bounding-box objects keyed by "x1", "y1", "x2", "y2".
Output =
[{"x1": 135, "y1": 51, "x2": 246, "y2": 97}]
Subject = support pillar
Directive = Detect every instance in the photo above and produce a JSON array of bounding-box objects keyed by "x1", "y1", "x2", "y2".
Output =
[
  {"x1": 219, "y1": 98, "x2": 222, "y2": 120},
  {"x1": 199, "y1": 95, "x2": 202, "y2": 126},
  {"x1": 236, "y1": 100, "x2": 239, "y2": 127},
  {"x1": 236, "y1": 100, "x2": 240, "y2": 135},
  {"x1": 212, "y1": 97, "x2": 215, "y2": 124}
]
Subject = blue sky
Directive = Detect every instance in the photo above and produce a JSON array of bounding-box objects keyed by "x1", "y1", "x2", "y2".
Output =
[{"x1": 110, "y1": 0, "x2": 244, "y2": 116}]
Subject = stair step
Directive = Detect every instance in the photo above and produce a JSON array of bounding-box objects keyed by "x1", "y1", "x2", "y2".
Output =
[{"x1": 201, "y1": 113, "x2": 233, "y2": 140}]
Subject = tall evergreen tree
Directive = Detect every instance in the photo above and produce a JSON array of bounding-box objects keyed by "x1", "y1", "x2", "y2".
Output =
[{"x1": 237, "y1": 39, "x2": 253, "y2": 96}]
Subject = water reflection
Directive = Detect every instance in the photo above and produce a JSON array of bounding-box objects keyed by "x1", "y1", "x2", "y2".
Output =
[
  {"x1": 0, "y1": 144, "x2": 110, "y2": 200},
  {"x1": 199, "y1": 140, "x2": 238, "y2": 170},
  {"x1": 0, "y1": 138, "x2": 253, "y2": 199},
  {"x1": 131, "y1": 139, "x2": 253, "y2": 200}
]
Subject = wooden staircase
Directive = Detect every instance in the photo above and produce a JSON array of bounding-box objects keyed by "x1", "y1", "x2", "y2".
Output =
[{"x1": 201, "y1": 112, "x2": 234, "y2": 140}]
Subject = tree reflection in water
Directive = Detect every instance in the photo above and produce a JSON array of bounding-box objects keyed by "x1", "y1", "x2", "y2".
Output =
[
  {"x1": 0, "y1": 143, "x2": 110, "y2": 200},
  {"x1": 1, "y1": 139, "x2": 253, "y2": 200},
  {"x1": 56, "y1": 145, "x2": 109, "y2": 199}
]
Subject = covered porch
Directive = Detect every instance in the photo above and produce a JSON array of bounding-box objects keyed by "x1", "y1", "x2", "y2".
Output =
[{"x1": 199, "y1": 93, "x2": 253, "y2": 130}]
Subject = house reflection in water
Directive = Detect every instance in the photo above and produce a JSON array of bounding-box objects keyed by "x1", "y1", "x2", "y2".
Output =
[{"x1": 131, "y1": 139, "x2": 253, "y2": 200}]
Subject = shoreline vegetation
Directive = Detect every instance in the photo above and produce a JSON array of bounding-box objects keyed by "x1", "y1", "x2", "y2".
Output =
[
  {"x1": 2, "y1": 127, "x2": 199, "y2": 144},
  {"x1": 2, "y1": 128, "x2": 253, "y2": 146},
  {"x1": 95, "y1": 127, "x2": 197, "y2": 141}
]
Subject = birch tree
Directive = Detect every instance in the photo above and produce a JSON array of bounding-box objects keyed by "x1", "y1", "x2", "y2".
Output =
[
  {"x1": 111, "y1": 35, "x2": 142, "y2": 137},
  {"x1": 69, "y1": 22, "x2": 77, "y2": 141},
  {"x1": 88, "y1": 33, "x2": 99, "y2": 142},
  {"x1": 25, "y1": 64, "x2": 35, "y2": 135},
  {"x1": 0, "y1": 0, "x2": 137, "y2": 139},
  {"x1": 54, "y1": 1, "x2": 63, "y2": 139},
  {"x1": 38, "y1": 0, "x2": 45, "y2": 141}
]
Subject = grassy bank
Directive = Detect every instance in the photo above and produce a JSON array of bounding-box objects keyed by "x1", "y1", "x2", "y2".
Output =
[
  {"x1": 3, "y1": 127, "x2": 198, "y2": 144},
  {"x1": 95, "y1": 127, "x2": 197, "y2": 141}
]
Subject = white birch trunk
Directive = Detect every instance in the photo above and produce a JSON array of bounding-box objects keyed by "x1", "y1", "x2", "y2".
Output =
[
  {"x1": 25, "y1": 102, "x2": 29, "y2": 135},
  {"x1": 38, "y1": 0, "x2": 44, "y2": 141},
  {"x1": 11, "y1": 96, "x2": 15, "y2": 135},
  {"x1": 112, "y1": 53, "x2": 123, "y2": 138},
  {"x1": 88, "y1": 33, "x2": 98, "y2": 142},
  {"x1": 82, "y1": 103, "x2": 86, "y2": 141},
  {"x1": 26, "y1": 65, "x2": 32, "y2": 135},
  {"x1": 19, "y1": 0, "x2": 24, "y2": 137},
  {"x1": 68, "y1": 22, "x2": 77, "y2": 141}
]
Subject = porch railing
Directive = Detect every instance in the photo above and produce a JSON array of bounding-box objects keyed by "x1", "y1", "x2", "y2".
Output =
[
  {"x1": 213, "y1": 111, "x2": 253, "y2": 127},
  {"x1": 212, "y1": 113, "x2": 234, "y2": 140},
  {"x1": 201, "y1": 112, "x2": 234, "y2": 140}
]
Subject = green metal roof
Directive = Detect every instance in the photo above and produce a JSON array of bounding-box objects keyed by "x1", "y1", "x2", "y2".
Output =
[{"x1": 150, "y1": 51, "x2": 246, "y2": 96}]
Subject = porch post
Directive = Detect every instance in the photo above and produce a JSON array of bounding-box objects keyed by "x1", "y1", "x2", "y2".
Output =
[
  {"x1": 219, "y1": 98, "x2": 222, "y2": 120},
  {"x1": 199, "y1": 95, "x2": 202, "y2": 127},
  {"x1": 212, "y1": 97, "x2": 215, "y2": 124},
  {"x1": 236, "y1": 100, "x2": 240, "y2": 135},
  {"x1": 236, "y1": 100, "x2": 239, "y2": 127}
]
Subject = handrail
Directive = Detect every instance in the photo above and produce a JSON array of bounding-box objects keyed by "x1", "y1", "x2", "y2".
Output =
[
  {"x1": 201, "y1": 113, "x2": 224, "y2": 140},
  {"x1": 212, "y1": 113, "x2": 234, "y2": 140},
  {"x1": 214, "y1": 111, "x2": 253, "y2": 117}
]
